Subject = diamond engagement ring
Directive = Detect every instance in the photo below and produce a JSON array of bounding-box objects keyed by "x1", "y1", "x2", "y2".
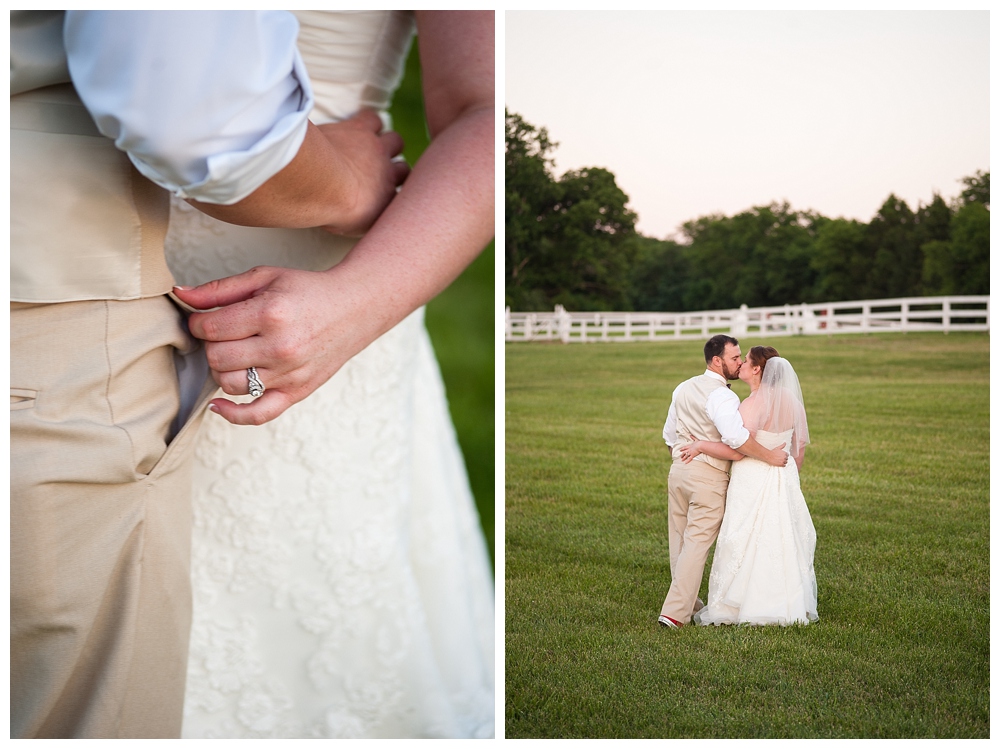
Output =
[{"x1": 247, "y1": 367, "x2": 265, "y2": 398}]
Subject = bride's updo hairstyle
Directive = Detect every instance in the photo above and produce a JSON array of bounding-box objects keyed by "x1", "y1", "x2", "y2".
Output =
[{"x1": 748, "y1": 345, "x2": 780, "y2": 375}]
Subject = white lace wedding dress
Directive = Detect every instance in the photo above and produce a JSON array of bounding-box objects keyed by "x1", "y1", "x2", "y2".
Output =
[
  {"x1": 163, "y1": 11, "x2": 494, "y2": 738},
  {"x1": 695, "y1": 429, "x2": 818, "y2": 626}
]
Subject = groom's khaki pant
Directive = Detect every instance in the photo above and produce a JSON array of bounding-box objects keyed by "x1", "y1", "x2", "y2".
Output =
[
  {"x1": 660, "y1": 460, "x2": 729, "y2": 624},
  {"x1": 11, "y1": 296, "x2": 215, "y2": 738}
]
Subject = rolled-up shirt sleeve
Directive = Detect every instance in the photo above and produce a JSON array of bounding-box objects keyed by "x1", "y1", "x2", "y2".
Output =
[
  {"x1": 64, "y1": 10, "x2": 313, "y2": 205},
  {"x1": 662, "y1": 399, "x2": 677, "y2": 448},
  {"x1": 705, "y1": 387, "x2": 749, "y2": 449}
]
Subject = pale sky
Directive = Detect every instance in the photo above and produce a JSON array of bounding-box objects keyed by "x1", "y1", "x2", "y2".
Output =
[{"x1": 506, "y1": 10, "x2": 989, "y2": 240}]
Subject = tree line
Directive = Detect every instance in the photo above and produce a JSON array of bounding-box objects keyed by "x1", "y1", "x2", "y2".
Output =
[{"x1": 506, "y1": 110, "x2": 989, "y2": 312}]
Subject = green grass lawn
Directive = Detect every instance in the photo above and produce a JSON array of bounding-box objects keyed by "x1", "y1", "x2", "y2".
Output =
[
  {"x1": 505, "y1": 333, "x2": 988, "y2": 738},
  {"x1": 390, "y1": 39, "x2": 494, "y2": 565}
]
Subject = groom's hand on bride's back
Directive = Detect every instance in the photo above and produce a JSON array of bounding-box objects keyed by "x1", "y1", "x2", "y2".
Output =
[
  {"x1": 764, "y1": 443, "x2": 790, "y2": 467},
  {"x1": 315, "y1": 112, "x2": 410, "y2": 235},
  {"x1": 189, "y1": 109, "x2": 409, "y2": 236}
]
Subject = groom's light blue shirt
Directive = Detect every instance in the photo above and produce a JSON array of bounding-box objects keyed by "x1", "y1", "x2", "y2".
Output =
[{"x1": 64, "y1": 11, "x2": 313, "y2": 206}]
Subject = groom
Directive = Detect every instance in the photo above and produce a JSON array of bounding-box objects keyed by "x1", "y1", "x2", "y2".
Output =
[{"x1": 657, "y1": 335, "x2": 788, "y2": 628}]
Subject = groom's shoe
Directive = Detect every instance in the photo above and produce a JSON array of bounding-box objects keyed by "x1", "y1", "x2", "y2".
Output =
[
  {"x1": 658, "y1": 615, "x2": 683, "y2": 629},
  {"x1": 694, "y1": 597, "x2": 705, "y2": 613}
]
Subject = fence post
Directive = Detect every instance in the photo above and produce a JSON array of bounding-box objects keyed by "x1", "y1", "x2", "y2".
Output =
[
  {"x1": 900, "y1": 300, "x2": 909, "y2": 332},
  {"x1": 554, "y1": 304, "x2": 570, "y2": 344},
  {"x1": 943, "y1": 299, "x2": 951, "y2": 334},
  {"x1": 732, "y1": 304, "x2": 749, "y2": 336},
  {"x1": 801, "y1": 303, "x2": 818, "y2": 334}
]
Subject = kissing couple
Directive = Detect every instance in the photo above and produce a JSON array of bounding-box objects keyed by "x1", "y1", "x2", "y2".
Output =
[{"x1": 658, "y1": 334, "x2": 818, "y2": 628}]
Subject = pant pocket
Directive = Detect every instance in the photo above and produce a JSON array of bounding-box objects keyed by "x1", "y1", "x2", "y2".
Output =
[{"x1": 10, "y1": 388, "x2": 37, "y2": 411}]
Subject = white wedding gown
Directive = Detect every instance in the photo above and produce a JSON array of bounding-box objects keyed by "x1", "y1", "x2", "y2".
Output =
[
  {"x1": 695, "y1": 429, "x2": 818, "y2": 626},
  {"x1": 163, "y1": 11, "x2": 494, "y2": 738}
]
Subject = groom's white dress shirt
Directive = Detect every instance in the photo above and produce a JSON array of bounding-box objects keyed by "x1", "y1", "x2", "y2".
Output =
[
  {"x1": 663, "y1": 369, "x2": 749, "y2": 452},
  {"x1": 64, "y1": 10, "x2": 313, "y2": 205}
]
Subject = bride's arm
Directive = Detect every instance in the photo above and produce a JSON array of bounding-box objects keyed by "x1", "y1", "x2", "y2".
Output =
[
  {"x1": 174, "y1": 10, "x2": 494, "y2": 426},
  {"x1": 678, "y1": 440, "x2": 745, "y2": 464}
]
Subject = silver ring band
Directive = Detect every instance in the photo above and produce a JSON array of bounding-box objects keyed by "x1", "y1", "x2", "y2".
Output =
[{"x1": 247, "y1": 367, "x2": 265, "y2": 398}]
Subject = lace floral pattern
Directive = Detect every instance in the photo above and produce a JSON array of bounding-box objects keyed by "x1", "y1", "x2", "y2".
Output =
[{"x1": 166, "y1": 200, "x2": 493, "y2": 740}]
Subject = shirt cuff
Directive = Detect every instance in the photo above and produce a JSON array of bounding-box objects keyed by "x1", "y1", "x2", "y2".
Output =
[
  {"x1": 134, "y1": 51, "x2": 314, "y2": 205},
  {"x1": 722, "y1": 428, "x2": 749, "y2": 450}
]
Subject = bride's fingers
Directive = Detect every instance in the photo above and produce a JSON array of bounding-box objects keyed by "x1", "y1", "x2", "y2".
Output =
[
  {"x1": 204, "y1": 338, "x2": 272, "y2": 376},
  {"x1": 391, "y1": 159, "x2": 410, "y2": 186},
  {"x1": 347, "y1": 108, "x2": 383, "y2": 133},
  {"x1": 188, "y1": 296, "x2": 269, "y2": 343},
  {"x1": 379, "y1": 130, "x2": 404, "y2": 158},
  {"x1": 213, "y1": 367, "x2": 279, "y2": 396},
  {"x1": 208, "y1": 389, "x2": 295, "y2": 426}
]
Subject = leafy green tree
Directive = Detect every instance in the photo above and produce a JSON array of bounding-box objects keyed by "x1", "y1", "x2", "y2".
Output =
[
  {"x1": 505, "y1": 111, "x2": 637, "y2": 310},
  {"x1": 915, "y1": 193, "x2": 953, "y2": 247},
  {"x1": 543, "y1": 167, "x2": 637, "y2": 310},
  {"x1": 865, "y1": 195, "x2": 922, "y2": 298},
  {"x1": 958, "y1": 170, "x2": 989, "y2": 209},
  {"x1": 923, "y1": 202, "x2": 989, "y2": 294},
  {"x1": 679, "y1": 203, "x2": 819, "y2": 310},
  {"x1": 811, "y1": 218, "x2": 870, "y2": 301},
  {"x1": 627, "y1": 235, "x2": 689, "y2": 311},
  {"x1": 505, "y1": 110, "x2": 560, "y2": 309}
]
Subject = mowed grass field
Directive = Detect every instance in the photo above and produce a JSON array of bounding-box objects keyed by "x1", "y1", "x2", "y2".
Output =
[{"x1": 505, "y1": 333, "x2": 988, "y2": 738}]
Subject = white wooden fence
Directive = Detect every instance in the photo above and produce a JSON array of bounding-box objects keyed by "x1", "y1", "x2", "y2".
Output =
[{"x1": 505, "y1": 296, "x2": 990, "y2": 343}]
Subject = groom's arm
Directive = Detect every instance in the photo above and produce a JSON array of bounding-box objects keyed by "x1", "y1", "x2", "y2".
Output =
[
  {"x1": 735, "y1": 435, "x2": 788, "y2": 467},
  {"x1": 188, "y1": 117, "x2": 408, "y2": 235},
  {"x1": 66, "y1": 10, "x2": 404, "y2": 236}
]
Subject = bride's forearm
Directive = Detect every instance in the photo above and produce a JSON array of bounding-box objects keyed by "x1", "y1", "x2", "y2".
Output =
[
  {"x1": 696, "y1": 440, "x2": 745, "y2": 462},
  {"x1": 322, "y1": 103, "x2": 494, "y2": 343}
]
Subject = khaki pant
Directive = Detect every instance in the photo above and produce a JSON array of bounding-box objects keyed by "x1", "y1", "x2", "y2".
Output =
[
  {"x1": 11, "y1": 296, "x2": 216, "y2": 738},
  {"x1": 659, "y1": 459, "x2": 729, "y2": 624}
]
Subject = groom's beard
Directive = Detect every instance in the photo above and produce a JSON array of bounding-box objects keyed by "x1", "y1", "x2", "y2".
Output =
[{"x1": 724, "y1": 363, "x2": 740, "y2": 380}]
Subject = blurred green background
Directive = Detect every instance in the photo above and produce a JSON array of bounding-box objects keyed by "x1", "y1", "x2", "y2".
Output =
[{"x1": 389, "y1": 38, "x2": 495, "y2": 567}]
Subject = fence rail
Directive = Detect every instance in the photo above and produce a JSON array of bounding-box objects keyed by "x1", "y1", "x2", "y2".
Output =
[{"x1": 505, "y1": 296, "x2": 990, "y2": 343}]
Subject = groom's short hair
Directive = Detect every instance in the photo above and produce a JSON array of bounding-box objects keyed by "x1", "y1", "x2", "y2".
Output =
[{"x1": 704, "y1": 334, "x2": 739, "y2": 363}]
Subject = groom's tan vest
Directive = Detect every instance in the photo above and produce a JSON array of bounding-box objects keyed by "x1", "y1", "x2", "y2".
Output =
[
  {"x1": 670, "y1": 374, "x2": 733, "y2": 474},
  {"x1": 10, "y1": 10, "x2": 174, "y2": 303}
]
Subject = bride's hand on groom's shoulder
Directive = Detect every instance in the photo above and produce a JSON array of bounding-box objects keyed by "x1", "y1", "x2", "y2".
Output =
[{"x1": 174, "y1": 264, "x2": 386, "y2": 425}]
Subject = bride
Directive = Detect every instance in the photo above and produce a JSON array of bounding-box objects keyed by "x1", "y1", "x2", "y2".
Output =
[
  {"x1": 678, "y1": 346, "x2": 818, "y2": 626},
  {"x1": 164, "y1": 11, "x2": 494, "y2": 738}
]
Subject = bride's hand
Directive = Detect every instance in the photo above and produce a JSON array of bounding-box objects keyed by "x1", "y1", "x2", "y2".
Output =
[
  {"x1": 174, "y1": 264, "x2": 383, "y2": 425},
  {"x1": 678, "y1": 441, "x2": 702, "y2": 463}
]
